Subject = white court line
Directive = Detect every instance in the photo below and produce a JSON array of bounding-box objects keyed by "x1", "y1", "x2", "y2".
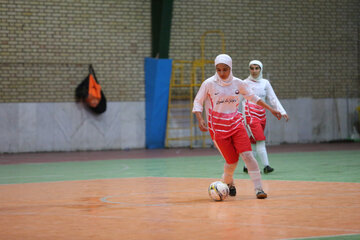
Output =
[
  {"x1": 281, "y1": 233, "x2": 360, "y2": 240},
  {"x1": 0, "y1": 175, "x2": 64, "y2": 179},
  {"x1": 0, "y1": 164, "x2": 130, "y2": 180}
]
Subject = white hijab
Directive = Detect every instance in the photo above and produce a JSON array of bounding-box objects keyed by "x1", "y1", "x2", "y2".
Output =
[
  {"x1": 214, "y1": 54, "x2": 233, "y2": 86},
  {"x1": 248, "y1": 60, "x2": 263, "y2": 81}
]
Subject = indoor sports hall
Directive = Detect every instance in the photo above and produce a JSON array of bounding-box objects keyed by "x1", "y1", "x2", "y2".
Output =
[{"x1": 1, "y1": 1, "x2": 359, "y2": 240}]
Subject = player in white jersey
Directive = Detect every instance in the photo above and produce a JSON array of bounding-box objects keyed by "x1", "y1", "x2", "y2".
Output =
[
  {"x1": 192, "y1": 54, "x2": 283, "y2": 199},
  {"x1": 242, "y1": 60, "x2": 289, "y2": 174}
]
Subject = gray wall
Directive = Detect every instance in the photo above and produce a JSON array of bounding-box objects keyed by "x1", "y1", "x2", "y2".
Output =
[
  {"x1": 0, "y1": 102, "x2": 145, "y2": 153},
  {"x1": 265, "y1": 98, "x2": 359, "y2": 145},
  {"x1": 1, "y1": 98, "x2": 358, "y2": 153}
]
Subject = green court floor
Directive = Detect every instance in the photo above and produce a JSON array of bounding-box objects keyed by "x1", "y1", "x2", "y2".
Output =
[{"x1": 1, "y1": 150, "x2": 359, "y2": 184}]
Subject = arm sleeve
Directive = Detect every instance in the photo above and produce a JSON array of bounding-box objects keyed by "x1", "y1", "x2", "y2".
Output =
[
  {"x1": 265, "y1": 81, "x2": 286, "y2": 114},
  {"x1": 192, "y1": 81, "x2": 208, "y2": 113},
  {"x1": 239, "y1": 81, "x2": 260, "y2": 104}
]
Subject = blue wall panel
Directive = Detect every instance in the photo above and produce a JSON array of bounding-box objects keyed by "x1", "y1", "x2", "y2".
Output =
[{"x1": 144, "y1": 58, "x2": 172, "y2": 149}]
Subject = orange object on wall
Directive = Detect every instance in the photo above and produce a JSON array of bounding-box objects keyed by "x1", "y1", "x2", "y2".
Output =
[{"x1": 86, "y1": 74, "x2": 102, "y2": 107}]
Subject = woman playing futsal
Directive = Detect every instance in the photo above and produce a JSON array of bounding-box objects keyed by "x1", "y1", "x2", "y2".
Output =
[
  {"x1": 242, "y1": 60, "x2": 289, "y2": 174},
  {"x1": 192, "y1": 54, "x2": 283, "y2": 199}
]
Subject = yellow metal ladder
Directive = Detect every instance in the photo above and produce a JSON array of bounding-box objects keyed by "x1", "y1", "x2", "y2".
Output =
[
  {"x1": 165, "y1": 30, "x2": 226, "y2": 148},
  {"x1": 165, "y1": 60, "x2": 193, "y2": 147}
]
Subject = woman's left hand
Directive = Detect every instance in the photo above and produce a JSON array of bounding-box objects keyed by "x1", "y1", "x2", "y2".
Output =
[
  {"x1": 283, "y1": 114, "x2": 289, "y2": 122},
  {"x1": 271, "y1": 109, "x2": 282, "y2": 120}
]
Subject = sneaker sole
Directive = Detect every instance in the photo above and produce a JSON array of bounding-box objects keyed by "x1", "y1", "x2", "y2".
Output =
[
  {"x1": 228, "y1": 185, "x2": 236, "y2": 197},
  {"x1": 229, "y1": 190, "x2": 236, "y2": 197},
  {"x1": 264, "y1": 169, "x2": 274, "y2": 174},
  {"x1": 256, "y1": 193, "x2": 267, "y2": 199}
]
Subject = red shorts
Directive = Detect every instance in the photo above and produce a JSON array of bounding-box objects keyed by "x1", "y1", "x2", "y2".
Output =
[
  {"x1": 210, "y1": 125, "x2": 252, "y2": 164},
  {"x1": 247, "y1": 117, "x2": 266, "y2": 144}
]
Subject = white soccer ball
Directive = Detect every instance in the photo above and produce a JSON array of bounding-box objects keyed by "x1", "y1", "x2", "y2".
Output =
[{"x1": 208, "y1": 181, "x2": 229, "y2": 201}]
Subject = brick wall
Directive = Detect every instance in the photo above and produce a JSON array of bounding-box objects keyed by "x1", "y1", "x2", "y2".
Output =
[
  {"x1": 169, "y1": 0, "x2": 360, "y2": 99},
  {"x1": 0, "y1": 0, "x2": 151, "y2": 103},
  {"x1": 0, "y1": 0, "x2": 359, "y2": 103}
]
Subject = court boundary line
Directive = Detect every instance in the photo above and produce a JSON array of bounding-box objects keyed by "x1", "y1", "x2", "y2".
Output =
[
  {"x1": 1, "y1": 176, "x2": 360, "y2": 186},
  {"x1": 281, "y1": 233, "x2": 360, "y2": 240}
]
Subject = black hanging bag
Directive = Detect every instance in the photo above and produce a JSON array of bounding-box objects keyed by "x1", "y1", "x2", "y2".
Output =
[{"x1": 75, "y1": 64, "x2": 107, "y2": 114}]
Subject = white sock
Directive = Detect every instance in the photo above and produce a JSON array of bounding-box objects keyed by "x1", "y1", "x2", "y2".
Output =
[
  {"x1": 251, "y1": 143, "x2": 257, "y2": 159},
  {"x1": 240, "y1": 151, "x2": 263, "y2": 190},
  {"x1": 244, "y1": 144, "x2": 257, "y2": 169},
  {"x1": 256, "y1": 141, "x2": 269, "y2": 167},
  {"x1": 248, "y1": 170, "x2": 262, "y2": 190}
]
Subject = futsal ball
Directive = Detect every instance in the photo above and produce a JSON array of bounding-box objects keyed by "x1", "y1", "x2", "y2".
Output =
[{"x1": 208, "y1": 181, "x2": 229, "y2": 201}]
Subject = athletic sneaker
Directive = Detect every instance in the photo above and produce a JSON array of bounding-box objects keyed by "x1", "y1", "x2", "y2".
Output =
[
  {"x1": 228, "y1": 184, "x2": 236, "y2": 196},
  {"x1": 243, "y1": 166, "x2": 248, "y2": 173},
  {"x1": 263, "y1": 165, "x2": 274, "y2": 174},
  {"x1": 256, "y1": 189, "x2": 267, "y2": 199}
]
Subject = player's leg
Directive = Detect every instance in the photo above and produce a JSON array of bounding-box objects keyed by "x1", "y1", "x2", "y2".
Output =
[
  {"x1": 257, "y1": 119, "x2": 274, "y2": 173},
  {"x1": 251, "y1": 143, "x2": 257, "y2": 158},
  {"x1": 243, "y1": 143, "x2": 256, "y2": 174},
  {"x1": 244, "y1": 122, "x2": 256, "y2": 173},
  {"x1": 256, "y1": 141, "x2": 274, "y2": 173},
  {"x1": 249, "y1": 120, "x2": 272, "y2": 173},
  {"x1": 240, "y1": 151, "x2": 267, "y2": 199},
  {"x1": 213, "y1": 137, "x2": 239, "y2": 196},
  {"x1": 232, "y1": 127, "x2": 267, "y2": 198},
  {"x1": 223, "y1": 161, "x2": 238, "y2": 186}
]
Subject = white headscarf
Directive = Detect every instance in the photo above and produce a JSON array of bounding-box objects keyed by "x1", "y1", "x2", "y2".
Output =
[
  {"x1": 214, "y1": 54, "x2": 233, "y2": 86},
  {"x1": 248, "y1": 60, "x2": 263, "y2": 81}
]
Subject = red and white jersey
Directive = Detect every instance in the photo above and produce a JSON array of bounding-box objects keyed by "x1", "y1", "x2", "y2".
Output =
[
  {"x1": 193, "y1": 76, "x2": 260, "y2": 138},
  {"x1": 244, "y1": 101, "x2": 266, "y2": 123},
  {"x1": 242, "y1": 78, "x2": 286, "y2": 123}
]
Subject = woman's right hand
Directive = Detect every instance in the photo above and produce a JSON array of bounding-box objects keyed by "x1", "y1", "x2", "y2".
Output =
[
  {"x1": 195, "y1": 112, "x2": 208, "y2": 132},
  {"x1": 198, "y1": 119, "x2": 208, "y2": 132}
]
